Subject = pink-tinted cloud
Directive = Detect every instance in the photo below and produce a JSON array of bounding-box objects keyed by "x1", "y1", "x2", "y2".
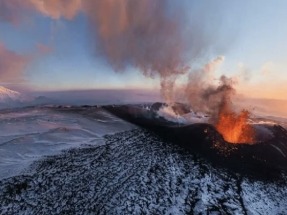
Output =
[
  {"x1": 36, "y1": 43, "x2": 53, "y2": 55},
  {"x1": 2, "y1": 1, "x2": 219, "y2": 104},
  {"x1": 28, "y1": 0, "x2": 82, "y2": 20},
  {"x1": 0, "y1": 0, "x2": 30, "y2": 24},
  {"x1": 83, "y1": 0, "x2": 188, "y2": 77},
  {"x1": 82, "y1": 0, "x2": 190, "y2": 102},
  {"x1": 0, "y1": 43, "x2": 53, "y2": 83},
  {"x1": 0, "y1": 43, "x2": 30, "y2": 83},
  {"x1": 0, "y1": 0, "x2": 82, "y2": 23}
]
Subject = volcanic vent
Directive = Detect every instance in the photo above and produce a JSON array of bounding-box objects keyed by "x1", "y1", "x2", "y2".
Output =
[
  {"x1": 216, "y1": 109, "x2": 254, "y2": 144},
  {"x1": 104, "y1": 102, "x2": 287, "y2": 177}
]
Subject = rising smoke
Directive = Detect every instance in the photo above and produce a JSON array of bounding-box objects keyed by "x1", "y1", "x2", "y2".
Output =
[
  {"x1": 0, "y1": 0, "x2": 195, "y2": 101},
  {"x1": 0, "y1": 0, "x2": 256, "y2": 143},
  {"x1": 182, "y1": 58, "x2": 255, "y2": 143},
  {"x1": 184, "y1": 56, "x2": 227, "y2": 115},
  {"x1": 82, "y1": 0, "x2": 191, "y2": 103},
  {"x1": 0, "y1": 0, "x2": 235, "y2": 113}
]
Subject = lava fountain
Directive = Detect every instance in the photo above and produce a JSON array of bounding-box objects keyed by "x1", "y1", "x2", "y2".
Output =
[
  {"x1": 197, "y1": 75, "x2": 255, "y2": 144},
  {"x1": 216, "y1": 109, "x2": 255, "y2": 143}
]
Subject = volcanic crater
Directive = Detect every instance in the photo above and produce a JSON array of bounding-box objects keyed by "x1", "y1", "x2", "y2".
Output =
[{"x1": 104, "y1": 102, "x2": 287, "y2": 179}]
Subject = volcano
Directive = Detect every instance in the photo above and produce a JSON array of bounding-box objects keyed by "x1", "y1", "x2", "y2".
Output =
[
  {"x1": 0, "y1": 105, "x2": 286, "y2": 214},
  {"x1": 104, "y1": 103, "x2": 287, "y2": 178}
]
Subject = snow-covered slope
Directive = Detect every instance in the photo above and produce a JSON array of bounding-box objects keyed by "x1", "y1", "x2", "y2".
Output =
[
  {"x1": 0, "y1": 86, "x2": 22, "y2": 102},
  {"x1": 0, "y1": 106, "x2": 135, "y2": 179},
  {"x1": 0, "y1": 129, "x2": 286, "y2": 214},
  {"x1": 0, "y1": 105, "x2": 286, "y2": 214},
  {"x1": 0, "y1": 86, "x2": 34, "y2": 109}
]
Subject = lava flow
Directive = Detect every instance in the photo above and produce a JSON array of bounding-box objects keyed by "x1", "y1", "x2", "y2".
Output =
[{"x1": 216, "y1": 109, "x2": 255, "y2": 144}]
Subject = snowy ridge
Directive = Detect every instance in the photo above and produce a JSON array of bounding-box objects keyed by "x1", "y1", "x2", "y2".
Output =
[
  {"x1": 0, "y1": 86, "x2": 21, "y2": 102},
  {"x1": 0, "y1": 86, "x2": 31, "y2": 105}
]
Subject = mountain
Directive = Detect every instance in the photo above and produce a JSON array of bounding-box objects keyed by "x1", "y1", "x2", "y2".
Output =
[
  {"x1": 0, "y1": 105, "x2": 286, "y2": 214},
  {"x1": 0, "y1": 86, "x2": 33, "y2": 109},
  {"x1": 1, "y1": 121, "x2": 286, "y2": 214},
  {"x1": 0, "y1": 86, "x2": 61, "y2": 108},
  {"x1": 0, "y1": 86, "x2": 22, "y2": 102}
]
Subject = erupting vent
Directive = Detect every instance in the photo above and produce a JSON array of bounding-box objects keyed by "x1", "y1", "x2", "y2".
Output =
[{"x1": 216, "y1": 109, "x2": 255, "y2": 144}]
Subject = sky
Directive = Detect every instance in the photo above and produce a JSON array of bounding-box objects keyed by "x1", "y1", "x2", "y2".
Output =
[{"x1": 0, "y1": 0, "x2": 287, "y2": 100}]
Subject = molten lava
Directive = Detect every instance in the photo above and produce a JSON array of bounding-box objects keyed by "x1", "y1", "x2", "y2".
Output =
[{"x1": 216, "y1": 109, "x2": 255, "y2": 144}]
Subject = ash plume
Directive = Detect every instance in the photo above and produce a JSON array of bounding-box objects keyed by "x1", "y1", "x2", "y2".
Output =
[
  {"x1": 184, "y1": 56, "x2": 227, "y2": 115},
  {"x1": 183, "y1": 56, "x2": 254, "y2": 143},
  {"x1": 0, "y1": 0, "x2": 196, "y2": 102},
  {"x1": 1, "y1": 0, "x2": 227, "y2": 106},
  {"x1": 201, "y1": 75, "x2": 236, "y2": 123},
  {"x1": 82, "y1": 0, "x2": 190, "y2": 103}
]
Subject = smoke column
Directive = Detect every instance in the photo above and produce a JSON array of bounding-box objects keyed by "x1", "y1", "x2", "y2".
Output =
[
  {"x1": 183, "y1": 57, "x2": 254, "y2": 143},
  {"x1": 184, "y1": 56, "x2": 226, "y2": 114},
  {"x1": 1, "y1": 0, "x2": 229, "y2": 107},
  {"x1": 82, "y1": 0, "x2": 190, "y2": 103}
]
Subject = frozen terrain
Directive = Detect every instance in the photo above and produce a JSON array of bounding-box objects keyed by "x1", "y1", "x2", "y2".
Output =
[
  {"x1": 0, "y1": 106, "x2": 135, "y2": 179},
  {"x1": 0, "y1": 105, "x2": 287, "y2": 214}
]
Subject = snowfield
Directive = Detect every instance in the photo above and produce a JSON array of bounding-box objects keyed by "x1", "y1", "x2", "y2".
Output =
[
  {"x1": 0, "y1": 106, "x2": 286, "y2": 214},
  {"x1": 0, "y1": 106, "x2": 135, "y2": 179}
]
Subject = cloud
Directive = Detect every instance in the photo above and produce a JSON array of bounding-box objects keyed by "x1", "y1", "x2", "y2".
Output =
[
  {"x1": 28, "y1": 0, "x2": 82, "y2": 20},
  {"x1": 0, "y1": 0, "x2": 28, "y2": 24},
  {"x1": 0, "y1": 43, "x2": 53, "y2": 84},
  {"x1": 0, "y1": 43, "x2": 30, "y2": 83},
  {"x1": 81, "y1": 0, "x2": 191, "y2": 103},
  {"x1": 0, "y1": 0, "x2": 82, "y2": 23},
  {"x1": 36, "y1": 43, "x2": 53, "y2": 55},
  {"x1": 0, "y1": 0, "x2": 225, "y2": 103}
]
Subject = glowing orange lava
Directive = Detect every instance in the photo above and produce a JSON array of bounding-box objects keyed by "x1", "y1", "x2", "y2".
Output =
[{"x1": 216, "y1": 109, "x2": 254, "y2": 143}]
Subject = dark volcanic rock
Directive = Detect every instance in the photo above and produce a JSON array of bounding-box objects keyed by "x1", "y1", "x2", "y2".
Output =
[
  {"x1": 0, "y1": 129, "x2": 286, "y2": 214},
  {"x1": 103, "y1": 104, "x2": 287, "y2": 177}
]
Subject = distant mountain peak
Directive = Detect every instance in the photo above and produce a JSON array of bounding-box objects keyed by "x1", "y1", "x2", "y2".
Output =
[
  {"x1": 0, "y1": 86, "x2": 20, "y2": 97},
  {"x1": 0, "y1": 86, "x2": 22, "y2": 102}
]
